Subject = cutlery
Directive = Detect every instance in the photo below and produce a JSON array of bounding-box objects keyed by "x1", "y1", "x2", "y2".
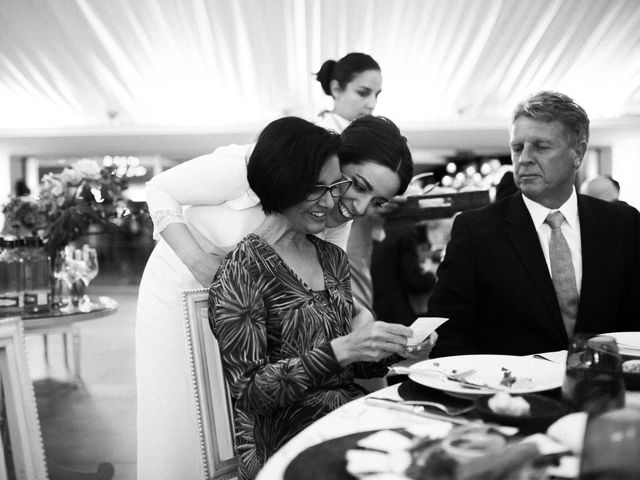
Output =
[
  {"x1": 368, "y1": 397, "x2": 474, "y2": 416},
  {"x1": 389, "y1": 365, "x2": 501, "y2": 391},
  {"x1": 533, "y1": 354, "x2": 557, "y2": 363},
  {"x1": 365, "y1": 397, "x2": 518, "y2": 436},
  {"x1": 389, "y1": 365, "x2": 476, "y2": 381}
]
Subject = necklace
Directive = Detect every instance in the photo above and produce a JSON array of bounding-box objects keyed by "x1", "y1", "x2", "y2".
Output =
[{"x1": 255, "y1": 216, "x2": 291, "y2": 244}]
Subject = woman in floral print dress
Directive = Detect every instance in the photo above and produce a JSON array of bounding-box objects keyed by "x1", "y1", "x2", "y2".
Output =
[{"x1": 208, "y1": 117, "x2": 414, "y2": 479}]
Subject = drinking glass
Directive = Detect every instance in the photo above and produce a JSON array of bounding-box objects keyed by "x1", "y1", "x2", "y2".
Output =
[
  {"x1": 52, "y1": 248, "x2": 83, "y2": 313},
  {"x1": 77, "y1": 246, "x2": 99, "y2": 311},
  {"x1": 562, "y1": 334, "x2": 625, "y2": 415},
  {"x1": 579, "y1": 408, "x2": 640, "y2": 479},
  {"x1": 51, "y1": 249, "x2": 69, "y2": 309},
  {"x1": 81, "y1": 247, "x2": 99, "y2": 285}
]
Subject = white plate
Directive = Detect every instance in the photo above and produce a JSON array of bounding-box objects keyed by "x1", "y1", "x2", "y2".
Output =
[
  {"x1": 408, "y1": 354, "x2": 565, "y2": 398},
  {"x1": 601, "y1": 332, "x2": 640, "y2": 358}
]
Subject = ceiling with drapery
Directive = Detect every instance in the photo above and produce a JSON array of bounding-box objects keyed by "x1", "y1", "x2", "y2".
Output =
[{"x1": 1, "y1": 0, "x2": 640, "y2": 131}]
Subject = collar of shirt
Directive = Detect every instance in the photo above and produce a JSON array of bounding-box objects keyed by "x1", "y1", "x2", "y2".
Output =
[
  {"x1": 521, "y1": 188, "x2": 579, "y2": 230},
  {"x1": 315, "y1": 111, "x2": 350, "y2": 133}
]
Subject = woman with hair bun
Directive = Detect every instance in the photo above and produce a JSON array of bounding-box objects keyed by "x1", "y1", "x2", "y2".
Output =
[{"x1": 314, "y1": 52, "x2": 382, "y2": 132}]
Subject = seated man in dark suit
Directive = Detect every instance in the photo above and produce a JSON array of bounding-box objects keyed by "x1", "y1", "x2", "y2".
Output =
[{"x1": 429, "y1": 91, "x2": 640, "y2": 357}]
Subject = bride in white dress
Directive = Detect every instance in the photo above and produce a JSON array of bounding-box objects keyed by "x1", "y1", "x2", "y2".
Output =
[{"x1": 136, "y1": 115, "x2": 416, "y2": 479}]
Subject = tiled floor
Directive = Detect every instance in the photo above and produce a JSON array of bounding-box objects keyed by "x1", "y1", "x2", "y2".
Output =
[{"x1": 27, "y1": 284, "x2": 138, "y2": 480}]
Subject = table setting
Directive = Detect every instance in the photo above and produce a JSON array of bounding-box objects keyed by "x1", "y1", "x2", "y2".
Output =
[
  {"x1": 1, "y1": 158, "x2": 133, "y2": 320},
  {"x1": 257, "y1": 332, "x2": 640, "y2": 480}
]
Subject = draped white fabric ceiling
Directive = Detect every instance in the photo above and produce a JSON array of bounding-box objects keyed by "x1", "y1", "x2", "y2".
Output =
[{"x1": 1, "y1": 0, "x2": 640, "y2": 130}]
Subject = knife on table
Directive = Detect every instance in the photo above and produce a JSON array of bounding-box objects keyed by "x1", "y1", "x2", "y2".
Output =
[{"x1": 365, "y1": 397, "x2": 518, "y2": 436}]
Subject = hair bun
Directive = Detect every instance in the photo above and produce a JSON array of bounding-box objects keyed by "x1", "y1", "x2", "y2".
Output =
[{"x1": 315, "y1": 60, "x2": 336, "y2": 95}]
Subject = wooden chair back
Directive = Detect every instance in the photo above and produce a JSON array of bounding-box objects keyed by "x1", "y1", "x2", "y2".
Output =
[
  {"x1": 181, "y1": 289, "x2": 237, "y2": 480},
  {"x1": 0, "y1": 317, "x2": 48, "y2": 479}
]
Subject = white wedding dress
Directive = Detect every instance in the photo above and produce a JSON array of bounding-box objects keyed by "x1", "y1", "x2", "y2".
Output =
[{"x1": 136, "y1": 144, "x2": 351, "y2": 479}]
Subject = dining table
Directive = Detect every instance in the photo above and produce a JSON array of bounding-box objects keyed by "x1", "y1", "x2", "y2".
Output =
[
  {"x1": 19, "y1": 295, "x2": 119, "y2": 386},
  {"x1": 0, "y1": 297, "x2": 119, "y2": 480},
  {"x1": 256, "y1": 352, "x2": 640, "y2": 480}
]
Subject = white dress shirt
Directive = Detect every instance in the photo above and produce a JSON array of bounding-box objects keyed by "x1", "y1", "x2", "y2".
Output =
[
  {"x1": 314, "y1": 111, "x2": 350, "y2": 133},
  {"x1": 522, "y1": 189, "x2": 583, "y2": 293}
]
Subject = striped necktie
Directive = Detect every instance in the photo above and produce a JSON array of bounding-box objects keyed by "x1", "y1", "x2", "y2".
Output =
[{"x1": 545, "y1": 211, "x2": 579, "y2": 337}]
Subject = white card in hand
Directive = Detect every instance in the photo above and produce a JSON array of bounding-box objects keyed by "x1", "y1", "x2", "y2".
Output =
[{"x1": 407, "y1": 317, "x2": 447, "y2": 346}]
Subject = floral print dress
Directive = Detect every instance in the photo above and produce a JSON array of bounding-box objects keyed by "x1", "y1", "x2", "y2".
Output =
[{"x1": 209, "y1": 234, "x2": 388, "y2": 479}]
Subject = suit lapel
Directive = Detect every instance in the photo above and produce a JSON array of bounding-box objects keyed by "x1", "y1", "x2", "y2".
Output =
[{"x1": 504, "y1": 195, "x2": 567, "y2": 338}]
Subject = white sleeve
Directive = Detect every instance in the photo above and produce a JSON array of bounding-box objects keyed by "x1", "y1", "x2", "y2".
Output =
[
  {"x1": 146, "y1": 144, "x2": 253, "y2": 238},
  {"x1": 318, "y1": 221, "x2": 353, "y2": 251}
]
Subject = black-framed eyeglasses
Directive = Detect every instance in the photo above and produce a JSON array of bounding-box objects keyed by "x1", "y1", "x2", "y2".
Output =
[{"x1": 306, "y1": 179, "x2": 352, "y2": 201}]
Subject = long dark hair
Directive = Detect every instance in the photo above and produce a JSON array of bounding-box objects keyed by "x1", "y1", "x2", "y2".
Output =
[{"x1": 340, "y1": 115, "x2": 413, "y2": 195}]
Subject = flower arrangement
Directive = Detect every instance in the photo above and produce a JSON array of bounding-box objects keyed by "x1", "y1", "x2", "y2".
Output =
[{"x1": 2, "y1": 159, "x2": 129, "y2": 257}]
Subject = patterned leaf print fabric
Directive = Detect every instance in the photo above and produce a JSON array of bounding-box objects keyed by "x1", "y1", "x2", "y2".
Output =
[{"x1": 209, "y1": 234, "x2": 389, "y2": 479}]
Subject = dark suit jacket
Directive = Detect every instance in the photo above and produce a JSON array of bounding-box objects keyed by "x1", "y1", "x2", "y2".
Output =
[{"x1": 428, "y1": 193, "x2": 640, "y2": 357}]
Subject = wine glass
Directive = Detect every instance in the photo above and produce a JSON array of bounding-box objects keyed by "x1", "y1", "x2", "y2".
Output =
[
  {"x1": 54, "y1": 247, "x2": 84, "y2": 313},
  {"x1": 579, "y1": 408, "x2": 640, "y2": 479},
  {"x1": 78, "y1": 246, "x2": 99, "y2": 312},
  {"x1": 562, "y1": 334, "x2": 625, "y2": 415},
  {"x1": 51, "y1": 249, "x2": 69, "y2": 310},
  {"x1": 81, "y1": 247, "x2": 99, "y2": 285}
]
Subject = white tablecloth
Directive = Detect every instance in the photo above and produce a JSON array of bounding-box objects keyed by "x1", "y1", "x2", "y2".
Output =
[
  {"x1": 257, "y1": 379, "x2": 640, "y2": 480},
  {"x1": 256, "y1": 384, "x2": 433, "y2": 479}
]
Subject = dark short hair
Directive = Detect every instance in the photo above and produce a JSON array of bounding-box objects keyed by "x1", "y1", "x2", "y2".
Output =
[
  {"x1": 513, "y1": 91, "x2": 590, "y2": 146},
  {"x1": 315, "y1": 52, "x2": 381, "y2": 96},
  {"x1": 339, "y1": 115, "x2": 413, "y2": 195},
  {"x1": 247, "y1": 117, "x2": 341, "y2": 214}
]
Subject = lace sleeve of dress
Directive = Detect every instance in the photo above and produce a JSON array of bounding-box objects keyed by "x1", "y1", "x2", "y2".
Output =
[{"x1": 150, "y1": 209, "x2": 185, "y2": 240}]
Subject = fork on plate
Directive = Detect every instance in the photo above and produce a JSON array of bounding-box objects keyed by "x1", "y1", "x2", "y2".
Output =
[
  {"x1": 388, "y1": 365, "x2": 501, "y2": 391},
  {"x1": 436, "y1": 368, "x2": 500, "y2": 391},
  {"x1": 388, "y1": 365, "x2": 474, "y2": 378},
  {"x1": 445, "y1": 368, "x2": 477, "y2": 382},
  {"x1": 388, "y1": 365, "x2": 476, "y2": 381}
]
